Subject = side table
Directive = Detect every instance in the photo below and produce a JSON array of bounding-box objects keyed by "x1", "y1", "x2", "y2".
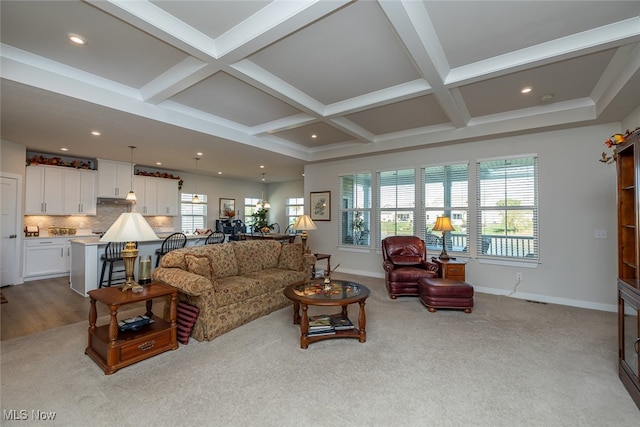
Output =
[
  {"x1": 431, "y1": 257, "x2": 466, "y2": 281},
  {"x1": 312, "y1": 253, "x2": 331, "y2": 278},
  {"x1": 85, "y1": 282, "x2": 178, "y2": 375}
]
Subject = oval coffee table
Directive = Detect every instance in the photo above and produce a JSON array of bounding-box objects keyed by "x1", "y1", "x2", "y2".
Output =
[{"x1": 283, "y1": 279, "x2": 370, "y2": 349}]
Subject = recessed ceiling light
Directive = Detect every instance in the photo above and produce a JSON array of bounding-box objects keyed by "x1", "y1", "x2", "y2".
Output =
[
  {"x1": 539, "y1": 94, "x2": 554, "y2": 102},
  {"x1": 91, "y1": 130, "x2": 101, "y2": 136},
  {"x1": 156, "y1": 162, "x2": 162, "y2": 166},
  {"x1": 60, "y1": 147, "x2": 68, "y2": 151},
  {"x1": 521, "y1": 87, "x2": 532, "y2": 94},
  {"x1": 311, "y1": 134, "x2": 317, "y2": 139},
  {"x1": 67, "y1": 33, "x2": 86, "y2": 45},
  {"x1": 196, "y1": 152, "x2": 203, "y2": 156},
  {"x1": 218, "y1": 171, "x2": 222, "y2": 175},
  {"x1": 260, "y1": 165, "x2": 265, "y2": 169}
]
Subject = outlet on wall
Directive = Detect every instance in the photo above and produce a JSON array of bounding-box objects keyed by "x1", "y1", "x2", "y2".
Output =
[{"x1": 516, "y1": 272, "x2": 523, "y2": 281}]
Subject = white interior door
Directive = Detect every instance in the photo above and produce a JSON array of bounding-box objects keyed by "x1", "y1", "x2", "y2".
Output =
[{"x1": 1, "y1": 176, "x2": 19, "y2": 285}]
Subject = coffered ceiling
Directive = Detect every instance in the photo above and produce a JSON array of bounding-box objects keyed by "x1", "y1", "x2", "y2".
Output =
[{"x1": 1, "y1": 1, "x2": 639, "y2": 182}]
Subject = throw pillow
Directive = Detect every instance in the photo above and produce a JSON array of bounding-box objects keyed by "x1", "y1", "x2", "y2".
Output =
[
  {"x1": 184, "y1": 254, "x2": 214, "y2": 282},
  {"x1": 176, "y1": 301, "x2": 199, "y2": 345}
]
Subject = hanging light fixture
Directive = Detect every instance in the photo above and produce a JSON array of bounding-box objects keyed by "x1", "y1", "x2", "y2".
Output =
[
  {"x1": 255, "y1": 173, "x2": 270, "y2": 209},
  {"x1": 125, "y1": 146, "x2": 137, "y2": 202},
  {"x1": 192, "y1": 157, "x2": 201, "y2": 204}
]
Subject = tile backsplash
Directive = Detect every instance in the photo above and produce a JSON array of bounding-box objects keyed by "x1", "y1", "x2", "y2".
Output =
[{"x1": 24, "y1": 205, "x2": 174, "y2": 234}]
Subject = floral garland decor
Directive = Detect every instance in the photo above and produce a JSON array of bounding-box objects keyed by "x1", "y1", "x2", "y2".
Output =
[{"x1": 600, "y1": 126, "x2": 640, "y2": 164}]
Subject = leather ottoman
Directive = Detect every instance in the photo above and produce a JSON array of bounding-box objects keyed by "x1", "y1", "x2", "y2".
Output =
[{"x1": 418, "y1": 277, "x2": 474, "y2": 313}]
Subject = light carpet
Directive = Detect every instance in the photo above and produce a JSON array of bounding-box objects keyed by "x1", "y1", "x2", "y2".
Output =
[{"x1": 1, "y1": 274, "x2": 638, "y2": 426}]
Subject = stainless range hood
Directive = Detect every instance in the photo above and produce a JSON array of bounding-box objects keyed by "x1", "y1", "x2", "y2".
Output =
[{"x1": 97, "y1": 197, "x2": 135, "y2": 205}]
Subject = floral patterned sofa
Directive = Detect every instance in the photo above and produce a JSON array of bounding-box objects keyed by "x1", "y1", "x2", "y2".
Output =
[{"x1": 152, "y1": 240, "x2": 315, "y2": 342}]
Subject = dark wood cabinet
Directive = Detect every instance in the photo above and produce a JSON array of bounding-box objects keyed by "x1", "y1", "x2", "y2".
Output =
[{"x1": 616, "y1": 130, "x2": 640, "y2": 410}]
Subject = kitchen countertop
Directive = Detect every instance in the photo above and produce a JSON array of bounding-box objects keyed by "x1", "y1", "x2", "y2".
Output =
[{"x1": 69, "y1": 233, "x2": 209, "y2": 246}]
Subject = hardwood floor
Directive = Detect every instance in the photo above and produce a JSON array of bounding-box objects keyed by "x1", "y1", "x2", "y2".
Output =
[{"x1": 0, "y1": 277, "x2": 149, "y2": 341}]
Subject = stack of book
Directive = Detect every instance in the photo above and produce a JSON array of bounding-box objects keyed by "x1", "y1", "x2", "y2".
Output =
[
  {"x1": 308, "y1": 315, "x2": 334, "y2": 336},
  {"x1": 307, "y1": 314, "x2": 355, "y2": 336}
]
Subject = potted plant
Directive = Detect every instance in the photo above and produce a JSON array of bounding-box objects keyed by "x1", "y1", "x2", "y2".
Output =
[{"x1": 251, "y1": 208, "x2": 270, "y2": 232}]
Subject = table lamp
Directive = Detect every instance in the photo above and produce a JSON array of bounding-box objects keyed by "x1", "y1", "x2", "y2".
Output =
[
  {"x1": 100, "y1": 212, "x2": 158, "y2": 292},
  {"x1": 432, "y1": 216, "x2": 455, "y2": 260},
  {"x1": 292, "y1": 214, "x2": 317, "y2": 252}
]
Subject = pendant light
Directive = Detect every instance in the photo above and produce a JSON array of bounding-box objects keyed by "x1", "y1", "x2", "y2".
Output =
[
  {"x1": 192, "y1": 157, "x2": 201, "y2": 204},
  {"x1": 256, "y1": 173, "x2": 270, "y2": 209},
  {"x1": 125, "y1": 146, "x2": 137, "y2": 202}
]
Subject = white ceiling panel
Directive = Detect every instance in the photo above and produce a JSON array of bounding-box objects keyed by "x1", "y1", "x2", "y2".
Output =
[{"x1": 1, "y1": 0, "x2": 639, "y2": 182}]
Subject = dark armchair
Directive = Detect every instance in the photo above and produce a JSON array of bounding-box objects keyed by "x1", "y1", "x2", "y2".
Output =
[{"x1": 382, "y1": 236, "x2": 439, "y2": 299}]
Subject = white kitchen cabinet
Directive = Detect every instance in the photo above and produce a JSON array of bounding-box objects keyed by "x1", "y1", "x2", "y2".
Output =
[
  {"x1": 24, "y1": 238, "x2": 70, "y2": 280},
  {"x1": 97, "y1": 159, "x2": 132, "y2": 198},
  {"x1": 156, "y1": 178, "x2": 179, "y2": 216},
  {"x1": 133, "y1": 176, "x2": 159, "y2": 215},
  {"x1": 25, "y1": 165, "x2": 65, "y2": 215},
  {"x1": 63, "y1": 168, "x2": 97, "y2": 215},
  {"x1": 132, "y1": 176, "x2": 178, "y2": 216}
]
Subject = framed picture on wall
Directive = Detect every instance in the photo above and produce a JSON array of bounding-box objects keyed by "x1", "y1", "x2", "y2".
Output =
[
  {"x1": 219, "y1": 198, "x2": 235, "y2": 219},
  {"x1": 310, "y1": 191, "x2": 331, "y2": 221}
]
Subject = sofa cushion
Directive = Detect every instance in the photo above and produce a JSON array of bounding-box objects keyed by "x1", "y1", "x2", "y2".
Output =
[
  {"x1": 278, "y1": 243, "x2": 304, "y2": 271},
  {"x1": 245, "y1": 268, "x2": 306, "y2": 292},
  {"x1": 213, "y1": 276, "x2": 267, "y2": 307},
  {"x1": 233, "y1": 241, "x2": 264, "y2": 275},
  {"x1": 206, "y1": 243, "x2": 238, "y2": 278},
  {"x1": 260, "y1": 241, "x2": 281, "y2": 269},
  {"x1": 160, "y1": 247, "x2": 189, "y2": 270},
  {"x1": 184, "y1": 253, "x2": 213, "y2": 282}
]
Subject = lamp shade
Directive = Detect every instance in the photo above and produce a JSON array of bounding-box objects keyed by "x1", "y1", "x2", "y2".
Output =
[
  {"x1": 100, "y1": 212, "x2": 159, "y2": 243},
  {"x1": 432, "y1": 216, "x2": 455, "y2": 232},
  {"x1": 292, "y1": 214, "x2": 317, "y2": 231}
]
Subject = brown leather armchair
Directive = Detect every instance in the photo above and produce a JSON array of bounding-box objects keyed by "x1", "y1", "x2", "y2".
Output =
[{"x1": 382, "y1": 236, "x2": 439, "y2": 299}]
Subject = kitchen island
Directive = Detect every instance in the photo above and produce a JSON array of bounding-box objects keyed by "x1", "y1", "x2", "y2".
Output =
[{"x1": 70, "y1": 233, "x2": 211, "y2": 296}]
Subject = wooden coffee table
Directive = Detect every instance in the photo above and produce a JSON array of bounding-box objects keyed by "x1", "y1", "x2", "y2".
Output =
[
  {"x1": 283, "y1": 279, "x2": 370, "y2": 349},
  {"x1": 85, "y1": 282, "x2": 178, "y2": 374}
]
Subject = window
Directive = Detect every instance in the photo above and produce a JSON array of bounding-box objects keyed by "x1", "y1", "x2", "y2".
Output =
[
  {"x1": 378, "y1": 169, "x2": 415, "y2": 244},
  {"x1": 180, "y1": 193, "x2": 207, "y2": 234},
  {"x1": 422, "y1": 163, "x2": 469, "y2": 255},
  {"x1": 476, "y1": 156, "x2": 538, "y2": 260},
  {"x1": 285, "y1": 197, "x2": 305, "y2": 230},
  {"x1": 339, "y1": 173, "x2": 372, "y2": 246},
  {"x1": 244, "y1": 197, "x2": 260, "y2": 227}
]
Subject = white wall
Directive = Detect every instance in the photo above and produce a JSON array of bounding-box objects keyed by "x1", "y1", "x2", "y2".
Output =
[
  {"x1": 303, "y1": 124, "x2": 621, "y2": 311},
  {"x1": 622, "y1": 105, "x2": 640, "y2": 133}
]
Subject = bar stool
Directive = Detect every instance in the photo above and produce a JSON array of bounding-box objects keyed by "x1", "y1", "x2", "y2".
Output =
[
  {"x1": 204, "y1": 231, "x2": 225, "y2": 244},
  {"x1": 155, "y1": 232, "x2": 187, "y2": 267},
  {"x1": 99, "y1": 241, "x2": 137, "y2": 288}
]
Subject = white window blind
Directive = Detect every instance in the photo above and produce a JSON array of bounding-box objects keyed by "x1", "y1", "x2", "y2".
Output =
[
  {"x1": 180, "y1": 193, "x2": 207, "y2": 234},
  {"x1": 377, "y1": 169, "x2": 415, "y2": 245},
  {"x1": 476, "y1": 156, "x2": 538, "y2": 260},
  {"x1": 339, "y1": 173, "x2": 372, "y2": 246},
  {"x1": 422, "y1": 163, "x2": 469, "y2": 255}
]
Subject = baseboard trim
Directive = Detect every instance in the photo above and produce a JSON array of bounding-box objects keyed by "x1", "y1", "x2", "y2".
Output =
[{"x1": 337, "y1": 268, "x2": 617, "y2": 312}]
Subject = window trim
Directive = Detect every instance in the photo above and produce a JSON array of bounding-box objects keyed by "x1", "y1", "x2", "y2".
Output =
[{"x1": 475, "y1": 154, "x2": 539, "y2": 262}]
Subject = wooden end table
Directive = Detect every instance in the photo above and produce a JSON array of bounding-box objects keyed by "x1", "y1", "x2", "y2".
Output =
[
  {"x1": 431, "y1": 257, "x2": 466, "y2": 281},
  {"x1": 85, "y1": 282, "x2": 178, "y2": 374},
  {"x1": 283, "y1": 279, "x2": 369, "y2": 349}
]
